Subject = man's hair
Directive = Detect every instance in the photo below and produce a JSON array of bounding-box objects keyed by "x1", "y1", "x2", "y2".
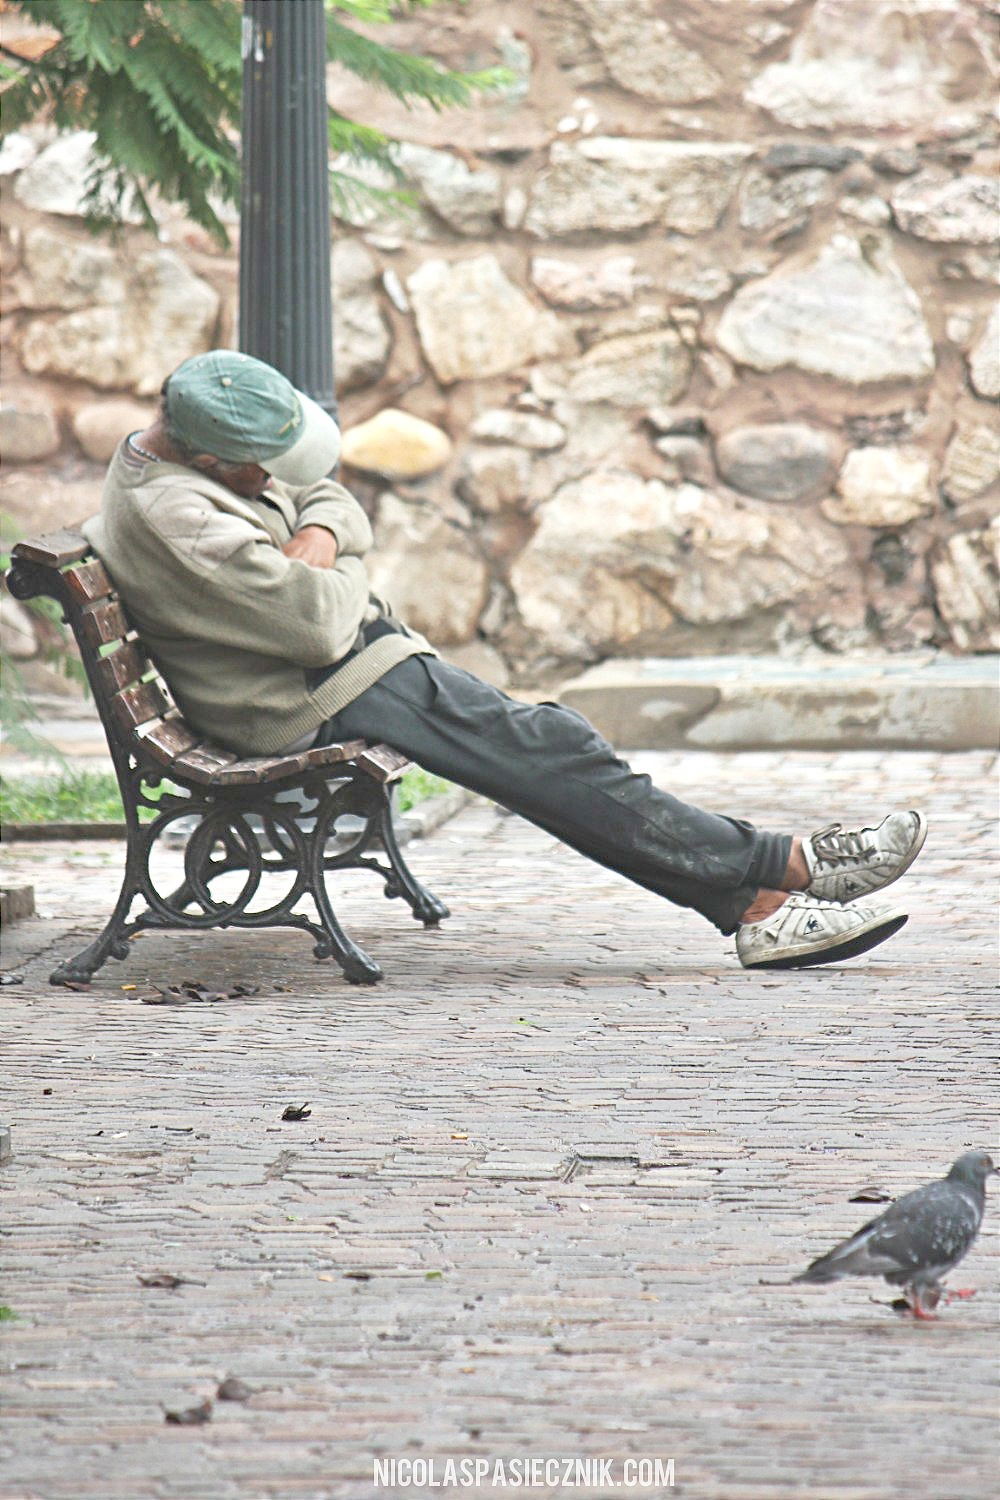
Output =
[{"x1": 159, "y1": 377, "x2": 202, "y2": 464}]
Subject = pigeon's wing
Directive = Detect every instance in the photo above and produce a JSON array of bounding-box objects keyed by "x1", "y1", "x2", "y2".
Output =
[
  {"x1": 795, "y1": 1209, "x2": 910, "y2": 1282},
  {"x1": 796, "y1": 1181, "x2": 983, "y2": 1284},
  {"x1": 871, "y1": 1181, "x2": 984, "y2": 1277}
]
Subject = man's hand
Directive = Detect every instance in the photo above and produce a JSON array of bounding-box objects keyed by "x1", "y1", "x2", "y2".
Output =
[{"x1": 282, "y1": 525, "x2": 339, "y2": 568}]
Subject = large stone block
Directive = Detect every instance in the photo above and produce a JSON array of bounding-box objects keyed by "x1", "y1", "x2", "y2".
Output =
[
  {"x1": 13, "y1": 131, "x2": 143, "y2": 221},
  {"x1": 654, "y1": 483, "x2": 852, "y2": 628},
  {"x1": 395, "y1": 144, "x2": 501, "y2": 235},
  {"x1": 891, "y1": 173, "x2": 1000, "y2": 245},
  {"x1": 15, "y1": 226, "x2": 126, "y2": 310},
  {"x1": 715, "y1": 235, "x2": 935, "y2": 385},
  {"x1": 509, "y1": 472, "x2": 852, "y2": 662},
  {"x1": 457, "y1": 445, "x2": 532, "y2": 514},
  {"x1": 72, "y1": 400, "x2": 157, "y2": 463},
  {"x1": 525, "y1": 139, "x2": 751, "y2": 238},
  {"x1": 530, "y1": 255, "x2": 638, "y2": 311},
  {"x1": 745, "y1": 0, "x2": 995, "y2": 132},
  {"x1": 367, "y1": 490, "x2": 489, "y2": 645},
  {"x1": 824, "y1": 447, "x2": 936, "y2": 527},
  {"x1": 941, "y1": 421, "x2": 1000, "y2": 504},
  {"x1": 967, "y1": 305, "x2": 1000, "y2": 400},
  {"x1": 569, "y1": 0, "x2": 722, "y2": 104},
  {"x1": 332, "y1": 239, "x2": 392, "y2": 393},
  {"x1": 19, "y1": 248, "x2": 219, "y2": 394},
  {"x1": 931, "y1": 518, "x2": 1000, "y2": 651},
  {"x1": 469, "y1": 409, "x2": 566, "y2": 452},
  {"x1": 0, "y1": 393, "x2": 60, "y2": 463},
  {"x1": 738, "y1": 168, "x2": 831, "y2": 239},
  {"x1": 407, "y1": 255, "x2": 567, "y2": 384},
  {"x1": 341, "y1": 409, "x2": 452, "y2": 480},
  {"x1": 714, "y1": 423, "x2": 839, "y2": 502},
  {"x1": 531, "y1": 328, "x2": 692, "y2": 409},
  {"x1": 509, "y1": 472, "x2": 676, "y2": 660}
]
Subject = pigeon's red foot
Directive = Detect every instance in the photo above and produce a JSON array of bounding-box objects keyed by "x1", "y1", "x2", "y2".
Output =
[
  {"x1": 943, "y1": 1287, "x2": 977, "y2": 1302},
  {"x1": 909, "y1": 1301, "x2": 939, "y2": 1321}
]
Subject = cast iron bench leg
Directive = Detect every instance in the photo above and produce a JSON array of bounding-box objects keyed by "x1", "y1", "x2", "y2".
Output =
[
  {"x1": 309, "y1": 875, "x2": 383, "y2": 984},
  {"x1": 50, "y1": 863, "x2": 142, "y2": 986},
  {"x1": 376, "y1": 798, "x2": 451, "y2": 926}
]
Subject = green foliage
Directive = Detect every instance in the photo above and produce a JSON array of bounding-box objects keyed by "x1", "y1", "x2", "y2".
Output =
[
  {"x1": 0, "y1": 769, "x2": 167, "y2": 824},
  {"x1": 1, "y1": 0, "x2": 242, "y2": 243},
  {"x1": 0, "y1": 1306, "x2": 19, "y2": 1322},
  {"x1": 394, "y1": 767, "x2": 451, "y2": 813},
  {"x1": 1, "y1": 0, "x2": 510, "y2": 245}
]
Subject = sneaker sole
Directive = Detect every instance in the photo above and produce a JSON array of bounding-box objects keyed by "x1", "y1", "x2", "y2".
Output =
[
  {"x1": 811, "y1": 811, "x2": 928, "y2": 900},
  {"x1": 742, "y1": 912, "x2": 908, "y2": 970}
]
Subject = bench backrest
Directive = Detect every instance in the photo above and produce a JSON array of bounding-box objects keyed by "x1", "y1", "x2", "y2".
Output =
[{"x1": 6, "y1": 531, "x2": 407, "y2": 788}]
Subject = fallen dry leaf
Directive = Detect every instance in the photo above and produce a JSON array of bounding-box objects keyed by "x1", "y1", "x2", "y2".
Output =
[
  {"x1": 138, "y1": 1272, "x2": 206, "y2": 1289},
  {"x1": 281, "y1": 1103, "x2": 312, "y2": 1121},
  {"x1": 142, "y1": 980, "x2": 259, "y2": 1006},
  {"x1": 164, "y1": 1398, "x2": 213, "y2": 1425},
  {"x1": 216, "y1": 1377, "x2": 253, "y2": 1402}
]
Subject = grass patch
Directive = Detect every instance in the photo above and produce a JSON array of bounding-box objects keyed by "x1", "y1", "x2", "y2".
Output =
[
  {"x1": 395, "y1": 767, "x2": 452, "y2": 813},
  {"x1": 0, "y1": 767, "x2": 453, "y2": 825},
  {"x1": 1, "y1": 769, "x2": 149, "y2": 825},
  {"x1": 0, "y1": 1306, "x2": 17, "y2": 1322}
]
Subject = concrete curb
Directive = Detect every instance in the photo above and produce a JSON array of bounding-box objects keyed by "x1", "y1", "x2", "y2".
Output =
[
  {"x1": 400, "y1": 786, "x2": 476, "y2": 838},
  {"x1": 559, "y1": 654, "x2": 1000, "y2": 751}
]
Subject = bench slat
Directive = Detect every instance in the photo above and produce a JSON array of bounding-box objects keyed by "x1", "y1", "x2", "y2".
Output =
[
  {"x1": 171, "y1": 745, "x2": 240, "y2": 785},
  {"x1": 301, "y1": 739, "x2": 368, "y2": 770},
  {"x1": 207, "y1": 752, "x2": 312, "y2": 787},
  {"x1": 111, "y1": 681, "x2": 172, "y2": 734},
  {"x1": 141, "y1": 718, "x2": 202, "y2": 768},
  {"x1": 80, "y1": 599, "x2": 130, "y2": 648},
  {"x1": 11, "y1": 531, "x2": 90, "y2": 568},
  {"x1": 64, "y1": 558, "x2": 115, "y2": 604},
  {"x1": 356, "y1": 744, "x2": 410, "y2": 783},
  {"x1": 94, "y1": 642, "x2": 149, "y2": 696}
]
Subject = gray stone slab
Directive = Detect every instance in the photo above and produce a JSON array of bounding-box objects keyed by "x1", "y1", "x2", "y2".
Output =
[
  {"x1": 0, "y1": 885, "x2": 36, "y2": 922},
  {"x1": 559, "y1": 654, "x2": 1000, "y2": 750}
]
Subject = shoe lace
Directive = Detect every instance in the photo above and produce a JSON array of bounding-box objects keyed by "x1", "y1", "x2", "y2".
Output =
[{"x1": 810, "y1": 823, "x2": 876, "y2": 867}]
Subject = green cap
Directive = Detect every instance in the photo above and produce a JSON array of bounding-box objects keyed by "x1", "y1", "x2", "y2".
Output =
[{"x1": 164, "y1": 350, "x2": 340, "y2": 485}]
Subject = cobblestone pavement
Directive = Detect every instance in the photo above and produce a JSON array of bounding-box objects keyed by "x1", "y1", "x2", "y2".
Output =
[{"x1": 1, "y1": 751, "x2": 997, "y2": 1500}]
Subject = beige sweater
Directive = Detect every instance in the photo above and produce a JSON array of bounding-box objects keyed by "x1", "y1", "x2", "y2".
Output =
[{"x1": 82, "y1": 442, "x2": 433, "y2": 755}]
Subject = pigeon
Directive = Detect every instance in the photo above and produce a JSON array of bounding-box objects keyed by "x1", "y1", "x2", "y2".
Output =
[{"x1": 793, "y1": 1151, "x2": 995, "y2": 1318}]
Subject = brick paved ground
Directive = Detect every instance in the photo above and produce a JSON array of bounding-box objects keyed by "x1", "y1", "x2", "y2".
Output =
[{"x1": 1, "y1": 750, "x2": 997, "y2": 1500}]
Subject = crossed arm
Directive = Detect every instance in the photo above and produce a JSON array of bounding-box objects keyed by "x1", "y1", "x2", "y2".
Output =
[{"x1": 282, "y1": 524, "x2": 339, "y2": 568}]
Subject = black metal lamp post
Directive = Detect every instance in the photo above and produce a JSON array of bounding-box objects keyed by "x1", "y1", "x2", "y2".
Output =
[{"x1": 239, "y1": 0, "x2": 337, "y2": 421}]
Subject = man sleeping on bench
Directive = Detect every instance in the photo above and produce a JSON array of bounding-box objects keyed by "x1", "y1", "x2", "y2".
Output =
[{"x1": 82, "y1": 349, "x2": 927, "y2": 972}]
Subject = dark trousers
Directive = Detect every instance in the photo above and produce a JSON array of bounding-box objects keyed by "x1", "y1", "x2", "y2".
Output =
[{"x1": 315, "y1": 655, "x2": 791, "y2": 935}]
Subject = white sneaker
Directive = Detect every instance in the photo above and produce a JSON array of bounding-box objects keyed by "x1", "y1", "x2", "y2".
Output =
[
  {"x1": 803, "y1": 811, "x2": 927, "y2": 903},
  {"x1": 737, "y1": 892, "x2": 908, "y2": 970}
]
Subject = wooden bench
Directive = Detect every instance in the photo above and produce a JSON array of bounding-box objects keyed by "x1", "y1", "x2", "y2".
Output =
[{"x1": 5, "y1": 531, "x2": 449, "y2": 986}]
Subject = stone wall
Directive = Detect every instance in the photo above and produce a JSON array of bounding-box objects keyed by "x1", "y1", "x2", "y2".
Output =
[{"x1": 1, "y1": 0, "x2": 997, "y2": 693}]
